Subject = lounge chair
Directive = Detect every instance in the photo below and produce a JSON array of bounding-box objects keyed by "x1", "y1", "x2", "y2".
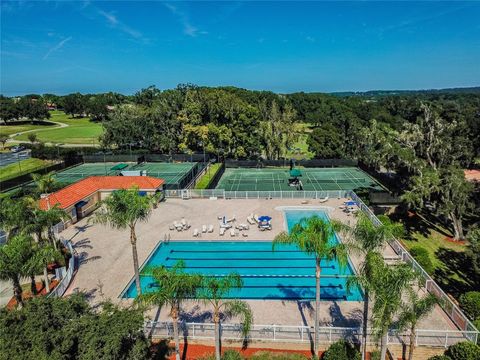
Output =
[
  {"x1": 202, "y1": 225, "x2": 207, "y2": 233},
  {"x1": 169, "y1": 225, "x2": 175, "y2": 231},
  {"x1": 247, "y1": 216, "x2": 256, "y2": 225},
  {"x1": 193, "y1": 229, "x2": 199, "y2": 237},
  {"x1": 230, "y1": 229, "x2": 236, "y2": 237},
  {"x1": 208, "y1": 224, "x2": 214, "y2": 233},
  {"x1": 254, "y1": 214, "x2": 260, "y2": 223},
  {"x1": 220, "y1": 222, "x2": 232, "y2": 229},
  {"x1": 181, "y1": 219, "x2": 187, "y2": 227},
  {"x1": 226, "y1": 215, "x2": 236, "y2": 223},
  {"x1": 318, "y1": 196, "x2": 329, "y2": 203},
  {"x1": 219, "y1": 227, "x2": 226, "y2": 236},
  {"x1": 242, "y1": 232, "x2": 248, "y2": 237}
]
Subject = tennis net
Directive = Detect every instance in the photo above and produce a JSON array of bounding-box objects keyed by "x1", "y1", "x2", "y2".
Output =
[
  {"x1": 227, "y1": 178, "x2": 285, "y2": 184},
  {"x1": 305, "y1": 178, "x2": 366, "y2": 184}
]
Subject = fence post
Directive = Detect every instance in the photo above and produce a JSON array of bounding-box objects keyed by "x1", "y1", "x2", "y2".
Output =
[
  {"x1": 301, "y1": 327, "x2": 304, "y2": 342},
  {"x1": 192, "y1": 323, "x2": 195, "y2": 338},
  {"x1": 329, "y1": 328, "x2": 332, "y2": 343},
  {"x1": 444, "y1": 333, "x2": 448, "y2": 348}
]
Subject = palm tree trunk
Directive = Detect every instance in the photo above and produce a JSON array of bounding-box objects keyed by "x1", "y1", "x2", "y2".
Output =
[
  {"x1": 172, "y1": 306, "x2": 181, "y2": 360},
  {"x1": 130, "y1": 226, "x2": 142, "y2": 295},
  {"x1": 314, "y1": 258, "x2": 321, "y2": 357},
  {"x1": 30, "y1": 273, "x2": 37, "y2": 295},
  {"x1": 12, "y1": 276, "x2": 24, "y2": 307},
  {"x1": 408, "y1": 326, "x2": 416, "y2": 360},
  {"x1": 214, "y1": 310, "x2": 221, "y2": 360},
  {"x1": 43, "y1": 266, "x2": 50, "y2": 294},
  {"x1": 362, "y1": 291, "x2": 369, "y2": 360},
  {"x1": 380, "y1": 331, "x2": 388, "y2": 360}
]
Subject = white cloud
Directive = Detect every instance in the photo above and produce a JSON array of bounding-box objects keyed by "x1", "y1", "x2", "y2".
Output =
[
  {"x1": 164, "y1": 3, "x2": 204, "y2": 37},
  {"x1": 43, "y1": 36, "x2": 72, "y2": 60}
]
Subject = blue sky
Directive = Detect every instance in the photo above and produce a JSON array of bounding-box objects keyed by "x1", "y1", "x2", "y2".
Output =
[{"x1": 1, "y1": 1, "x2": 479, "y2": 95}]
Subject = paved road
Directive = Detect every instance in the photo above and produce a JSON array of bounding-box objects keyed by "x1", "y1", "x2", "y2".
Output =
[{"x1": 0, "y1": 149, "x2": 31, "y2": 167}]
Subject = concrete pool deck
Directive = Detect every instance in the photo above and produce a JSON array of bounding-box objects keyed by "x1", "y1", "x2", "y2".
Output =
[{"x1": 61, "y1": 197, "x2": 456, "y2": 331}]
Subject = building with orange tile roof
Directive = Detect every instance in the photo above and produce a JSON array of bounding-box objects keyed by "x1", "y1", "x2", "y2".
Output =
[{"x1": 40, "y1": 176, "x2": 164, "y2": 227}]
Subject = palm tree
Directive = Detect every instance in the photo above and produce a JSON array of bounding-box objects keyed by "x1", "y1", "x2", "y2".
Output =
[
  {"x1": 91, "y1": 187, "x2": 156, "y2": 295},
  {"x1": 396, "y1": 290, "x2": 437, "y2": 360},
  {"x1": 199, "y1": 273, "x2": 253, "y2": 360},
  {"x1": 370, "y1": 262, "x2": 416, "y2": 360},
  {"x1": 350, "y1": 213, "x2": 405, "y2": 360},
  {"x1": 0, "y1": 234, "x2": 35, "y2": 307},
  {"x1": 26, "y1": 242, "x2": 63, "y2": 294},
  {"x1": 137, "y1": 261, "x2": 202, "y2": 360},
  {"x1": 31, "y1": 172, "x2": 57, "y2": 195},
  {"x1": 273, "y1": 215, "x2": 350, "y2": 357}
]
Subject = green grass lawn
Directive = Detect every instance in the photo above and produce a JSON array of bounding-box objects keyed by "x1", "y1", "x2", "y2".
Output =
[
  {"x1": 0, "y1": 122, "x2": 57, "y2": 137},
  {"x1": 0, "y1": 158, "x2": 53, "y2": 181},
  {"x1": 286, "y1": 123, "x2": 314, "y2": 160},
  {"x1": 195, "y1": 163, "x2": 222, "y2": 189},
  {"x1": 391, "y1": 211, "x2": 473, "y2": 297},
  {"x1": 13, "y1": 111, "x2": 103, "y2": 145}
]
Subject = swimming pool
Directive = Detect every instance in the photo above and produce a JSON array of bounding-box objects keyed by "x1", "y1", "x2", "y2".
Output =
[{"x1": 122, "y1": 210, "x2": 362, "y2": 301}]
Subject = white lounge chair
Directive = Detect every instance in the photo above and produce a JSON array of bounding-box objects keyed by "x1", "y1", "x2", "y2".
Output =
[
  {"x1": 193, "y1": 229, "x2": 199, "y2": 237},
  {"x1": 230, "y1": 229, "x2": 236, "y2": 237},
  {"x1": 181, "y1": 219, "x2": 187, "y2": 227},
  {"x1": 219, "y1": 227, "x2": 226, "y2": 236},
  {"x1": 208, "y1": 224, "x2": 214, "y2": 233},
  {"x1": 202, "y1": 225, "x2": 207, "y2": 233},
  {"x1": 254, "y1": 214, "x2": 260, "y2": 223},
  {"x1": 226, "y1": 215, "x2": 236, "y2": 223},
  {"x1": 242, "y1": 232, "x2": 248, "y2": 237},
  {"x1": 318, "y1": 196, "x2": 329, "y2": 203},
  {"x1": 247, "y1": 215, "x2": 256, "y2": 225}
]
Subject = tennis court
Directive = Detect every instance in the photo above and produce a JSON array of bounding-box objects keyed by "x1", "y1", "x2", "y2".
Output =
[
  {"x1": 216, "y1": 167, "x2": 383, "y2": 191},
  {"x1": 55, "y1": 162, "x2": 199, "y2": 189}
]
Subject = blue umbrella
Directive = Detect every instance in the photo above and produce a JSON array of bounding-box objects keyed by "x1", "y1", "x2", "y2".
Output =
[
  {"x1": 258, "y1": 216, "x2": 272, "y2": 222},
  {"x1": 345, "y1": 201, "x2": 357, "y2": 206}
]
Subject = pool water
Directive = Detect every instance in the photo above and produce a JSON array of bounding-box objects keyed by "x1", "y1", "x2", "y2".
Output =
[{"x1": 122, "y1": 210, "x2": 362, "y2": 301}]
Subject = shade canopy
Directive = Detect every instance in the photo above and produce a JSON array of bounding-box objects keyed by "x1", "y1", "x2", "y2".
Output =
[
  {"x1": 258, "y1": 215, "x2": 272, "y2": 222},
  {"x1": 110, "y1": 163, "x2": 129, "y2": 171},
  {"x1": 289, "y1": 169, "x2": 302, "y2": 177}
]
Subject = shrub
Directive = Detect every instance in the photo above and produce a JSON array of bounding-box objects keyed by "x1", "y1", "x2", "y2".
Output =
[
  {"x1": 322, "y1": 340, "x2": 360, "y2": 360},
  {"x1": 428, "y1": 356, "x2": 451, "y2": 360},
  {"x1": 410, "y1": 246, "x2": 434, "y2": 273},
  {"x1": 369, "y1": 350, "x2": 380, "y2": 360},
  {"x1": 250, "y1": 351, "x2": 309, "y2": 360},
  {"x1": 222, "y1": 350, "x2": 244, "y2": 360},
  {"x1": 459, "y1": 291, "x2": 480, "y2": 321},
  {"x1": 445, "y1": 341, "x2": 480, "y2": 360}
]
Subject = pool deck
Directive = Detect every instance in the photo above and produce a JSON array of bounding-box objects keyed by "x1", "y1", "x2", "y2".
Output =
[{"x1": 62, "y1": 197, "x2": 456, "y2": 331}]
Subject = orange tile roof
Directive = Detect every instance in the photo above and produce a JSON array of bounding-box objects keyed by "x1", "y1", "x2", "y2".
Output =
[
  {"x1": 464, "y1": 170, "x2": 480, "y2": 182},
  {"x1": 39, "y1": 176, "x2": 164, "y2": 210}
]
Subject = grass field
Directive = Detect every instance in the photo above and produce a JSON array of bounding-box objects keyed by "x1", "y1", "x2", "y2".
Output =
[
  {"x1": 13, "y1": 111, "x2": 103, "y2": 145},
  {"x1": 0, "y1": 122, "x2": 57, "y2": 137},
  {"x1": 195, "y1": 163, "x2": 222, "y2": 189},
  {"x1": 392, "y1": 212, "x2": 473, "y2": 297},
  {"x1": 0, "y1": 158, "x2": 53, "y2": 181},
  {"x1": 286, "y1": 123, "x2": 314, "y2": 160}
]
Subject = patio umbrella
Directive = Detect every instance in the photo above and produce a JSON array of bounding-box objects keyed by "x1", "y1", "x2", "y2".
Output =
[
  {"x1": 345, "y1": 201, "x2": 357, "y2": 206},
  {"x1": 258, "y1": 216, "x2": 272, "y2": 222}
]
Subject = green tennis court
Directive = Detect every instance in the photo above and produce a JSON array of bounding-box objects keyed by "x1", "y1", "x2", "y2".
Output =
[
  {"x1": 129, "y1": 162, "x2": 198, "y2": 188},
  {"x1": 216, "y1": 167, "x2": 383, "y2": 191},
  {"x1": 55, "y1": 162, "x2": 199, "y2": 189}
]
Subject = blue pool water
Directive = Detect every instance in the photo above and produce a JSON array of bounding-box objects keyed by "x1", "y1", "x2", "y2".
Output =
[{"x1": 122, "y1": 210, "x2": 362, "y2": 301}]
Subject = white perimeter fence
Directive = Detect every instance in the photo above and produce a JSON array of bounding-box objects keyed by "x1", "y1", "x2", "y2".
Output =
[
  {"x1": 348, "y1": 191, "x2": 479, "y2": 342},
  {"x1": 165, "y1": 189, "x2": 349, "y2": 200},
  {"x1": 163, "y1": 188, "x2": 479, "y2": 345},
  {"x1": 145, "y1": 321, "x2": 478, "y2": 349},
  {"x1": 47, "y1": 238, "x2": 76, "y2": 298}
]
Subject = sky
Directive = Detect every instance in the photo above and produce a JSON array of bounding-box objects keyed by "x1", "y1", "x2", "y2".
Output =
[{"x1": 1, "y1": 1, "x2": 479, "y2": 96}]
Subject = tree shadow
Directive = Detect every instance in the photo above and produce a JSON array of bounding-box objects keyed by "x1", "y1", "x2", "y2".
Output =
[
  {"x1": 68, "y1": 224, "x2": 93, "y2": 241},
  {"x1": 77, "y1": 251, "x2": 101, "y2": 265},
  {"x1": 150, "y1": 339, "x2": 171, "y2": 360},
  {"x1": 434, "y1": 248, "x2": 477, "y2": 297},
  {"x1": 388, "y1": 209, "x2": 432, "y2": 241},
  {"x1": 73, "y1": 238, "x2": 92, "y2": 250}
]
